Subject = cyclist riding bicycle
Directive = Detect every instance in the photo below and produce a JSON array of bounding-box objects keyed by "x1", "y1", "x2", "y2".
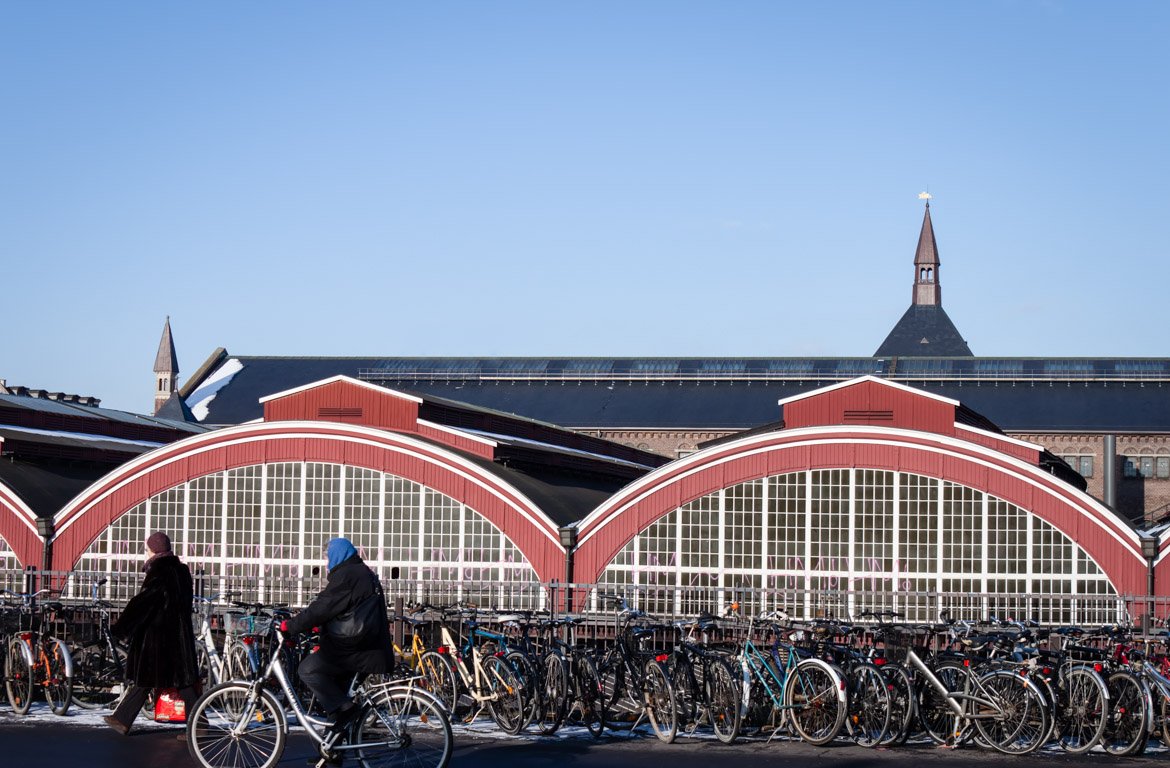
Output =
[{"x1": 281, "y1": 537, "x2": 395, "y2": 732}]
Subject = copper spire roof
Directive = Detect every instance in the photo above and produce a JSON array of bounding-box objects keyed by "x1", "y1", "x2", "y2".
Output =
[{"x1": 154, "y1": 316, "x2": 180, "y2": 374}]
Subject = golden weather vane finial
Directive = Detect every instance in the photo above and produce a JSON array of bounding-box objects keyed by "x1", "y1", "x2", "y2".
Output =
[{"x1": 918, "y1": 191, "x2": 932, "y2": 201}]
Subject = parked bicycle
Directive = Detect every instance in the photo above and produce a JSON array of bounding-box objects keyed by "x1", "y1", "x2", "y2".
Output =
[
  {"x1": 417, "y1": 604, "x2": 526, "y2": 734},
  {"x1": 734, "y1": 611, "x2": 846, "y2": 745},
  {"x1": 69, "y1": 577, "x2": 129, "y2": 709},
  {"x1": 594, "y1": 594, "x2": 678, "y2": 742},
  {"x1": 2, "y1": 588, "x2": 74, "y2": 715}
]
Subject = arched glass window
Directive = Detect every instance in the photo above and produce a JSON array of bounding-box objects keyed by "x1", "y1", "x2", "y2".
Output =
[
  {"x1": 0, "y1": 534, "x2": 19, "y2": 581},
  {"x1": 75, "y1": 462, "x2": 540, "y2": 606},
  {"x1": 597, "y1": 469, "x2": 1117, "y2": 624}
]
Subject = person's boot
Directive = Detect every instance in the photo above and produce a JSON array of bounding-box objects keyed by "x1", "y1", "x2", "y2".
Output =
[{"x1": 103, "y1": 715, "x2": 130, "y2": 736}]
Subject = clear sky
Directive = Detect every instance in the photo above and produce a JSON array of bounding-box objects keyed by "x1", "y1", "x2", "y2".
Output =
[{"x1": 2, "y1": 1, "x2": 1167, "y2": 414}]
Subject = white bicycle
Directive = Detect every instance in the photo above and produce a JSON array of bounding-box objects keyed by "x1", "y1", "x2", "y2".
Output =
[{"x1": 187, "y1": 621, "x2": 453, "y2": 768}]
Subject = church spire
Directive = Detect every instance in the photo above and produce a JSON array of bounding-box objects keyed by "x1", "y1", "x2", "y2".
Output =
[
  {"x1": 153, "y1": 316, "x2": 180, "y2": 416},
  {"x1": 913, "y1": 196, "x2": 941, "y2": 306},
  {"x1": 873, "y1": 195, "x2": 972, "y2": 357}
]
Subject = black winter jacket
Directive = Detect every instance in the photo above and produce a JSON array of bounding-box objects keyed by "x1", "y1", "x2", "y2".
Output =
[
  {"x1": 111, "y1": 553, "x2": 200, "y2": 689},
  {"x1": 286, "y1": 555, "x2": 394, "y2": 673}
]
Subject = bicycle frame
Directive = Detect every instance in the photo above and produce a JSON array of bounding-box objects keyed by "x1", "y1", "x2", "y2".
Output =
[
  {"x1": 436, "y1": 620, "x2": 512, "y2": 705},
  {"x1": 739, "y1": 622, "x2": 802, "y2": 711},
  {"x1": 222, "y1": 627, "x2": 443, "y2": 756},
  {"x1": 904, "y1": 646, "x2": 1044, "y2": 719},
  {"x1": 194, "y1": 596, "x2": 230, "y2": 687}
]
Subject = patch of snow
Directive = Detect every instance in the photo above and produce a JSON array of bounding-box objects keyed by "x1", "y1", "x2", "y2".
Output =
[{"x1": 187, "y1": 358, "x2": 244, "y2": 422}]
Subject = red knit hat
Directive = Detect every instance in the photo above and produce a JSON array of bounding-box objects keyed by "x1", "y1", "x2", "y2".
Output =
[{"x1": 146, "y1": 531, "x2": 172, "y2": 554}]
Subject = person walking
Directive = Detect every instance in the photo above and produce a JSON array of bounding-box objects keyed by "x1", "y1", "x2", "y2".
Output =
[
  {"x1": 104, "y1": 531, "x2": 200, "y2": 736},
  {"x1": 281, "y1": 537, "x2": 394, "y2": 730}
]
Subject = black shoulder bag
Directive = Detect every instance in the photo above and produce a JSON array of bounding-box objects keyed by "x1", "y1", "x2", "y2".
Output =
[{"x1": 325, "y1": 576, "x2": 384, "y2": 643}]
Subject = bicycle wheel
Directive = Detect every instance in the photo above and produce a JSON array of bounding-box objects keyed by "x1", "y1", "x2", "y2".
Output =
[
  {"x1": 5, "y1": 637, "x2": 34, "y2": 715},
  {"x1": 642, "y1": 658, "x2": 678, "y2": 743},
  {"x1": 187, "y1": 682, "x2": 286, "y2": 768},
  {"x1": 1161, "y1": 689, "x2": 1170, "y2": 746},
  {"x1": 667, "y1": 653, "x2": 697, "y2": 728},
  {"x1": 44, "y1": 638, "x2": 73, "y2": 716},
  {"x1": 418, "y1": 651, "x2": 459, "y2": 716},
  {"x1": 484, "y1": 654, "x2": 526, "y2": 735},
  {"x1": 71, "y1": 642, "x2": 125, "y2": 709},
  {"x1": 535, "y1": 651, "x2": 569, "y2": 736},
  {"x1": 706, "y1": 657, "x2": 743, "y2": 744},
  {"x1": 917, "y1": 661, "x2": 975, "y2": 746},
  {"x1": 569, "y1": 654, "x2": 606, "y2": 738},
  {"x1": 598, "y1": 650, "x2": 633, "y2": 731},
  {"x1": 504, "y1": 650, "x2": 539, "y2": 730},
  {"x1": 878, "y1": 663, "x2": 915, "y2": 745},
  {"x1": 846, "y1": 662, "x2": 890, "y2": 748},
  {"x1": 784, "y1": 658, "x2": 846, "y2": 746},
  {"x1": 225, "y1": 642, "x2": 253, "y2": 681},
  {"x1": 1103, "y1": 670, "x2": 1150, "y2": 756},
  {"x1": 1056, "y1": 666, "x2": 1109, "y2": 754},
  {"x1": 356, "y1": 687, "x2": 453, "y2": 768},
  {"x1": 973, "y1": 669, "x2": 1050, "y2": 755}
]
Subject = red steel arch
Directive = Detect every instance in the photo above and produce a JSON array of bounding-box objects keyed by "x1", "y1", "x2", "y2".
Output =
[
  {"x1": 573, "y1": 425, "x2": 1148, "y2": 595},
  {"x1": 0, "y1": 483, "x2": 40, "y2": 569},
  {"x1": 51, "y1": 422, "x2": 565, "y2": 582}
]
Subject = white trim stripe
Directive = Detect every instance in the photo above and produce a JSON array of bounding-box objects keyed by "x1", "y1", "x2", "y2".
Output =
[{"x1": 257, "y1": 376, "x2": 423, "y2": 405}]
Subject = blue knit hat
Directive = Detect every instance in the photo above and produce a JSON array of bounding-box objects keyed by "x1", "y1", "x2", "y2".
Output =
[{"x1": 325, "y1": 537, "x2": 357, "y2": 571}]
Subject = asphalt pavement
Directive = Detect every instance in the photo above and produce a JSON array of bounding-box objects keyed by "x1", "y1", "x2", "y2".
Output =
[{"x1": 1, "y1": 701, "x2": 1166, "y2": 768}]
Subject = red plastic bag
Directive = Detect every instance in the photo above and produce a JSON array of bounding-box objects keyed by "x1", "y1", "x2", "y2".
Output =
[{"x1": 154, "y1": 688, "x2": 187, "y2": 723}]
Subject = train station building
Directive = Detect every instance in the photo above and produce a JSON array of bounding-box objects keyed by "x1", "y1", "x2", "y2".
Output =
[{"x1": 2, "y1": 202, "x2": 1168, "y2": 620}]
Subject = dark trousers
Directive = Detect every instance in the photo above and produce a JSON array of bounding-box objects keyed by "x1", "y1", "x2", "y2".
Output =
[
  {"x1": 297, "y1": 652, "x2": 354, "y2": 716},
  {"x1": 109, "y1": 685, "x2": 199, "y2": 732}
]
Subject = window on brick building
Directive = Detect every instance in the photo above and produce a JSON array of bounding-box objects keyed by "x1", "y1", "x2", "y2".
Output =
[
  {"x1": 1063, "y1": 455, "x2": 1094, "y2": 478},
  {"x1": 1158, "y1": 457, "x2": 1170, "y2": 480}
]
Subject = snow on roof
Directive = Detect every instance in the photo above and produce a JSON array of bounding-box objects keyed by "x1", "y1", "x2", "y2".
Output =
[
  {"x1": 0, "y1": 424, "x2": 165, "y2": 449},
  {"x1": 187, "y1": 358, "x2": 244, "y2": 422}
]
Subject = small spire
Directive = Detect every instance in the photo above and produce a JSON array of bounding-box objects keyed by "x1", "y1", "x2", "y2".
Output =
[
  {"x1": 153, "y1": 317, "x2": 180, "y2": 416},
  {"x1": 913, "y1": 197, "x2": 941, "y2": 306},
  {"x1": 154, "y1": 316, "x2": 179, "y2": 374}
]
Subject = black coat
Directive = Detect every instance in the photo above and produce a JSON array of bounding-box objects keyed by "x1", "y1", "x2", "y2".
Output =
[
  {"x1": 286, "y1": 556, "x2": 394, "y2": 673},
  {"x1": 111, "y1": 554, "x2": 200, "y2": 689}
]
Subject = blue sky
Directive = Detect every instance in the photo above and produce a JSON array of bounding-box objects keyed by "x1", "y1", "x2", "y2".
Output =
[{"x1": 2, "y1": 1, "x2": 1167, "y2": 414}]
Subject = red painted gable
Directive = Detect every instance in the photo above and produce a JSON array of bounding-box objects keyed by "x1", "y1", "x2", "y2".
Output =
[
  {"x1": 781, "y1": 377, "x2": 1040, "y2": 464},
  {"x1": 260, "y1": 377, "x2": 495, "y2": 460},
  {"x1": 782, "y1": 377, "x2": 958, "y2": 435}
]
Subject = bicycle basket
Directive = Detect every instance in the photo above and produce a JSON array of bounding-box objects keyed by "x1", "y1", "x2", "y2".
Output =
[
  {"x1": 224, "y1": 610, "x2": 248, "y2": 636},
  {"x1": 251, "y1": 615, "x2": 274, "y2": 635},
  {"x1": 878, "y1": 629, "x2": 916, "y2": 664}
]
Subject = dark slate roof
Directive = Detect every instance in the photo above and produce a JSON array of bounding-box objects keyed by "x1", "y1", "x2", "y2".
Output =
[
  {"x1": 184, "y1": 355, "x2": 1170, "y2": 434},
  {"x1": 0, "y1": 458, "x2": 113, "y2": 520},
  {"x1": 874, "y1": 305, "x2": 973, "y2": 357},
  {"x1": 154, "y1": 392, "x2": 197, "y2": 423}
]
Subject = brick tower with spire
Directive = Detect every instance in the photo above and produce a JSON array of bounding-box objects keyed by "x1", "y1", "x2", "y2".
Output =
[{"x1": 153, "y1": 316, "x2": 180, "y2": 416}]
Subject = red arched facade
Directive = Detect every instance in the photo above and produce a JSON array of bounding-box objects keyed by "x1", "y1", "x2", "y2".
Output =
[
  {"x1": 51, "y1": 421, "x2": 566, "y2": 582},
  {"x1": 574, "y1": 377, "x2": 1151, "y2": 597},
  {"x1": 0, "y1": 482, "x2": 41, "y2": 569}
]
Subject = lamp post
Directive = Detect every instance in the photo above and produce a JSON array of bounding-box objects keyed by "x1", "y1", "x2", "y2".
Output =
[
  {"x1": 1141, "y1": 535, "x2": 1159, "y2": 634},
  {"x1": 558, "y1": 526, "x2": 578, "y2": 613},
  {"x1": 35, "y1": 517, "x2": 54, "y2": 592}
]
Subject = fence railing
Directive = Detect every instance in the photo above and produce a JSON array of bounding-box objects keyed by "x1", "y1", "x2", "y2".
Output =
[{"x1": 4, "y1": 566, "x2": 1167, "y2": 631}]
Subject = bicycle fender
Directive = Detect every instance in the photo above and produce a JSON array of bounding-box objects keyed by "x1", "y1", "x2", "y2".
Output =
[
  {"x1": 800, "y1": 658, "x2": 847, "y2": 704},
  {"x1": 374, "y1": 682, "x2": 451, "y2": 715},
  {"x1": 10, "y1": 636, "x2": 35, "y2": 666},
  {"x1": 49, "y1": 637, "x2": 75, "y2": 678}
]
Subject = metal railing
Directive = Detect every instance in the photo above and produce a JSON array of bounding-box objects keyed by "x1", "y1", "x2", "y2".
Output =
[{"x1": 5, "y1": 566, "x2": 1165, "y2": 631}]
